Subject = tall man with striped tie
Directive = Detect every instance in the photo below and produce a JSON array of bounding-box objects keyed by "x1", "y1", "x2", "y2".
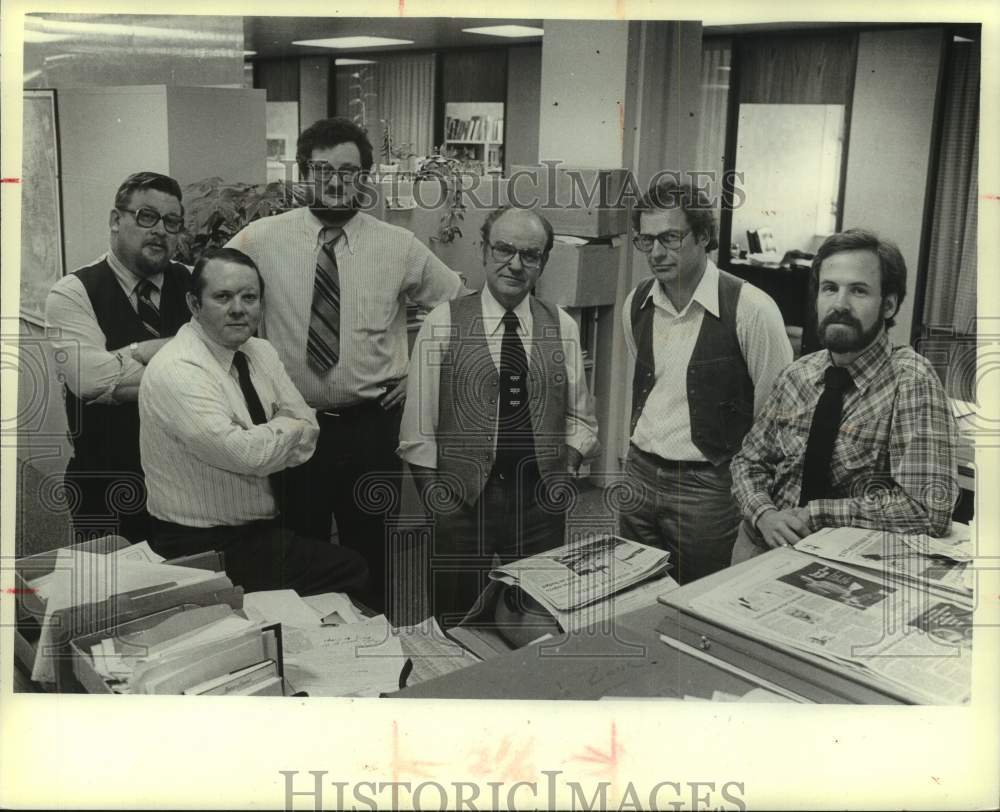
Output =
[
  {"x1": 45, "y1": 172, "x2": 192, "y2": 541},
  {"x1": 228, "y1": 118, "x2": 463, "y2": 611}
]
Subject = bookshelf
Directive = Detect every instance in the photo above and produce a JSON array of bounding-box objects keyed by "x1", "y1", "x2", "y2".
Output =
[{"x1": 443, "y1": 102, "x2": 504, "y2": 174}]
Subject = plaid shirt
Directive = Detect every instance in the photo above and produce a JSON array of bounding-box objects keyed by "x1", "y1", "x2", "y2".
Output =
[{"x1": 731, "y1": 330, "x2": 959, "y2": 536}]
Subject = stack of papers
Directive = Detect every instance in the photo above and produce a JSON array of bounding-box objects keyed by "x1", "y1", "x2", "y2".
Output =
[
  {"x1": 687, "y1": 548, "x2": 972, "y2": 705},
  {"x1": 794, "y1": 524, "x2": 973, "y2": 599},
  {"x1": 491, "y1": 534, "x2": 672, "y2": 616}
]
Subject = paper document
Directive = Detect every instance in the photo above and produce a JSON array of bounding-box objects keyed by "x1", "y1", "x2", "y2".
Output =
[
  {"x1": 550, "y1": 574, "x2": 679, "y2": 633},
  {"x1": 794, "y1": 524, "x2": 973, "y2": 598},
  {"x1": 31, "y1": 549, "x2": 218, "y2": 683},
  {"x1": 301, "y1": 592, "x2": 363, "y2": 625},
  {"x1": 395, "y1": 617, "x2": 480, "y2": 686},
  {"x1": 687, "y1": 548, "x2": 972, "y2": 705},
  {"x1": 244, "y1": 590, "x2": 324, "y2": 628},
  {"x1": 491, "y1": 534, "x2": 671, "y2": 613},
  {"x1": 283, "y1": 615, "x2": 407, "y2": 697}
]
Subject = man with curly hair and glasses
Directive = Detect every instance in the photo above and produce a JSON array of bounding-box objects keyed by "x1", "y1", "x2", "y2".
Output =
[{"x1": 619, "y1": 178, "x2": 792, "y2": 584}]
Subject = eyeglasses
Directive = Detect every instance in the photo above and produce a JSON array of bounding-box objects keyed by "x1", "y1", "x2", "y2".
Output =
[
  {"x1": 488, "y1": 241, "x2": 545, "y2": 270},
  {"x1": 117, "y1": 207, "x2": 184, "y2": 234},
  {"x1": 632, "y1": 229, "x2": 690, "y2": 252},
  {"x1": 308, "y1": 163, "x2": 363, "y2": 183}
]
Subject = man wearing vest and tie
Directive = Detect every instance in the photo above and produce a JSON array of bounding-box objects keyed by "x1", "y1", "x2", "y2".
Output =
[
  {"x1": 138, "y1": 248, "x2": 368, "y2": 597},
  {"x1": 730, "y1": 229, "x2": 960, "y2": 562},
  {"x1": 45, "y1": 172, "x2": 192, "y2": 541},
  {"x1": 399, "y1": 207, "x2": 600, "y2": 624},
  {"x1": 227, "y1": 118, "x2": 463, "y2": 611},
  {"x1": 620, "y1": 180, "x2": 792, "y2": 584}
]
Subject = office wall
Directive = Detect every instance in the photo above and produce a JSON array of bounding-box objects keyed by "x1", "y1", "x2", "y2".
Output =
[
  {"x1": 505, "y1": 45, "x2": 542, "y2": 171},
  {"x1": 166, "y1": 87, "x2": 267, "y2": 190},
  {"x1": 842, "y1": 28, "x2": 945, "y2": 344},
  {"x1": 58, "y1": 86, "x2": 173, "y2": 271},
  {"x1": 539, "y1": 20, "x2": 630, "y2": 167},
  {"x1": 299, "y1": 57, "x2": 330, "y2": 128},
  {"x1": 440, "y1": 49, "x2": 507, "y2": 103}
]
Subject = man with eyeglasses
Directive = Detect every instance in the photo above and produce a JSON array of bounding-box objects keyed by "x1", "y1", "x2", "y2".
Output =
[
  {"x1": 227, "y1": 117, "x2": 463, "y2": 613},
  {"x1": 45, "y1": 171, "x2": 192, "y2": 541},
  {"x1": 620, "y1": 179, "x2": 792, "y2": 584},
  {"x1": 398, "y1": 206, "x2": 600, "y2": 624}
]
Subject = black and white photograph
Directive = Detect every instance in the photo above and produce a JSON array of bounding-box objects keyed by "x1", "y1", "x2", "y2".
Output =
[{"x1": 1, "y1": 0, "x2": 997, "y2": 809}]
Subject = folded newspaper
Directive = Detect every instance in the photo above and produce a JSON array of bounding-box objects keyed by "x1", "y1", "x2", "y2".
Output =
[
  {"x1": 490, "y1": 535, "x2": 672, "y2": 616},
  {"x1": 686, "y1": 548, "x2": 972, "y2": 705},
  {"x1": 794, "y1": 523, "x2": 973, "y2": 599}
]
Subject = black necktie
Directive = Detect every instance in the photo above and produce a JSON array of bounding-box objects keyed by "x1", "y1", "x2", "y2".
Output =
[
  {"x1": 233, "y1": 350, "x2": 287, "y2": 512},
  {"x1": 496, "y1": 310, "x2": 534, "y2": 474},
  {"x1": 232, "y1": 351, "x2": 267, "y2": 425},
  {"x1": 799, "y1": 365, "x2": 853, "y2": 505},
  {"x1": 135, "y1": 279, "x2": 161, "y2": 338}
]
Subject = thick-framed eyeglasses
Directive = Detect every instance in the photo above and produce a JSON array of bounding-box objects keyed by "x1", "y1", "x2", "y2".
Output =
[
  {"x1": 632, "y1": 229, "x2": 690, "y2": 252},
  {"x1": 488, "y1": 241, "x2": 545, "y2": 269},
  {"x1": 117, "y1": 207, "x2": 184, "y2": 234},
  {"x1": 308, "y1": 163, "x2": 363, "y2": 183}
]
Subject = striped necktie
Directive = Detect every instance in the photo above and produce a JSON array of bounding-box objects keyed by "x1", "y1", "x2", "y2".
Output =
[
  {"x1": 135, "y1": 278, "x2": 161, "y2": 338},
  {"x1": 307, "y1": 226, "x2": 344, "y2": 373}
]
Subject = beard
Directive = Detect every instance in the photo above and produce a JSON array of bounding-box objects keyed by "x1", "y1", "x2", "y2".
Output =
[{"x1": 817, "y1": 309, "x2": 884, "y2": 353}]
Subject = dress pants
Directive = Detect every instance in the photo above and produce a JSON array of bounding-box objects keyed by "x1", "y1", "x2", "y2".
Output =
[
  {"x1": 618, "y1": 445, "x2": 741, "y2": 585},
  {"x1": 430, "y1": 468, "x2": 566, "y2": 627},
  {"x1": 63, "y1": 463, "x2": 150, "y2": 543},
  {"x1": 279, "y1": 403, "x2": 402, "y2": 612},
  {"x1": 148, "y1": 517, "x2": 369, "y2": 598}
]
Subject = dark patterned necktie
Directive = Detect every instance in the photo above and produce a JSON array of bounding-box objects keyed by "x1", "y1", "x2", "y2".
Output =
[
  {"x1": 799, "y1": 365, "x2": 853, "y2": 505},
  {"x1": 135, "y1": 279, "x2": 161, "y2": 338},
  {"x1": 496, "y1": 310, "x2": 533, "y2": 473},
  {"x1": 306, "y1": 226, "x2": 343, "y2": 373}
]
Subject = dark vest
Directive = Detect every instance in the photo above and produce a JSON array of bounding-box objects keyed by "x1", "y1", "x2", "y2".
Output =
[
  {"x1": 438, "y1": 293, "x2": 567, "y2": 507},
  {"x1": 64, "y1": 258, "x2": 191, "y2": 475},
  {"x1": 630, "y1": 270, "x2": 754, "y2": 465}
]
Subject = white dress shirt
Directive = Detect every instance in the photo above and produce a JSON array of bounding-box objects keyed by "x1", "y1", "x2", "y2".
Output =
[
  {"x1": 139, "y1": 320, "x2": 319, "y2": 527},
  {"x1": 226, "y1": 207, "x2": 463, "y2": 408},
  {"x1": 397, "y1": 286, "x2": 601, "y2": 469},
  {"x1": 44, "y1": 249, "x2": 174, "y2": 404},
  {"x1": 622, "y1": 259, "x2": 792, "y2": 461}
]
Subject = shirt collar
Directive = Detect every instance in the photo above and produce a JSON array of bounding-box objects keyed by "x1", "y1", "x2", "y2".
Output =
[
  {"x1": 481, "y1": 286, "x2": 531, "y2": 336},
  {"x1": 106, "y1": 248, "x2": 163, "y2": 295},
  {"x1": 303, "y1": 207, "x2": 365, "y2": 256},
  {"x1": 812, "y1": 329, "x2": 892, "y2": 395},
  {"x1": 188, "y1": 318, "x2": 242, "y2": 371},
  {"x1": 642, "y1": 258, "x2": 720, "y2": 318}
]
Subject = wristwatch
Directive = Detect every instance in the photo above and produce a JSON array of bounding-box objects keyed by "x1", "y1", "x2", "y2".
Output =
[{"x1": 128, "y1": 342, "x2": 142, "y2": 363}]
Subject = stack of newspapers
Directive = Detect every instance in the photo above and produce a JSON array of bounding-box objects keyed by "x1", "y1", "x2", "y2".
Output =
[
  {"x1": 491, "y1": 535, "x2": 674, "y2": 632},
  {"x1": 683, "y1": 544, "x2": 973, "y2": 705}
]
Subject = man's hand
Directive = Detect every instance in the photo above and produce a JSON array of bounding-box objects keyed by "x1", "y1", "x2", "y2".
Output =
[
  {"x1": 381, "y1": 376, "x2": 407, "y2": 411},
  {"x1": 566, "y1": 446, "x2": 584, "y2": 476},
  {"x1": 755, "y1": 507, "x2": 812, "y2": 550}
]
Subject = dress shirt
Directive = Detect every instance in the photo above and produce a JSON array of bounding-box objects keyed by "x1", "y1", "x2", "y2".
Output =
[
  {"x1": 622, "y1": 259, "x2": 792, "y2": 461},
  {"x1": 44, "y1": 249, "x2": 171, "y2": 404},
  {"x1": 139, "y1": 320, "x2": 319, "y2": 527},
  {"x1": 226, "y1": 207, "x2": 463, "y2": 408},
  {"x1": 397, "y1": 286, "x2": 600, "y2": 469},
  {"x1": 731, "y1": 330, "x2": 959, "y2": 536}
]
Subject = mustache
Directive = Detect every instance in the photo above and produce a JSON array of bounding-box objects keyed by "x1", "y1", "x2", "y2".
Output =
[{"x1": 820, "y1": 311, "x2": 862, "y2": 330}]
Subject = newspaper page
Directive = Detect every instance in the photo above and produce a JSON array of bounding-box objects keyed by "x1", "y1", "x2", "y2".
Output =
[
  {"x1": 687, "y1": 549, "x2": 971, "y2": 705},
  {"x1": 490, "y1": 535, "x2": 670, "y2": 612},
  {"x1": 794, "y1": 524, "x2": 974, "y2": 598},
  {"x1": 550, "y1": 574, "x2": 679, "y2": 633}
]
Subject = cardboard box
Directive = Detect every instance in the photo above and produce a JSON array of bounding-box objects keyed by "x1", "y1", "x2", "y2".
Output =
[
  {"x1": 510, "y1": 166, "x2": 630, "y2": 238},
  {"x1": 537, "y1": 240, "x2": 622, "y2": 307}
]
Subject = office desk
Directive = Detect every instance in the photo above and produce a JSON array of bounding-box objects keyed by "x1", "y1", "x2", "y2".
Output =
[{"x1": 389, "y1": 605, "x2": 764, "y2": 700}]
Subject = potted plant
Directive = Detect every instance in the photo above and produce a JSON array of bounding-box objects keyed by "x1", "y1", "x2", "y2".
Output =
[
  {"x1": 177, "y1": 177, "x2": 305, "y2": 265},
  {"x1": 416, "y1": 150, "x2": 466, "y2": 245}
]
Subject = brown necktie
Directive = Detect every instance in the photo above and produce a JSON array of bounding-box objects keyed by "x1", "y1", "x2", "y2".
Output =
[{"x1": 306, "y1": 226, "x2": 343, "y2": 373}]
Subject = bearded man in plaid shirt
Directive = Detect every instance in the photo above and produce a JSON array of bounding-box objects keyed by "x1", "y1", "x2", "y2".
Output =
[{"x1": 730, "y1": 229, "x2": 959, "y2": 562}]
